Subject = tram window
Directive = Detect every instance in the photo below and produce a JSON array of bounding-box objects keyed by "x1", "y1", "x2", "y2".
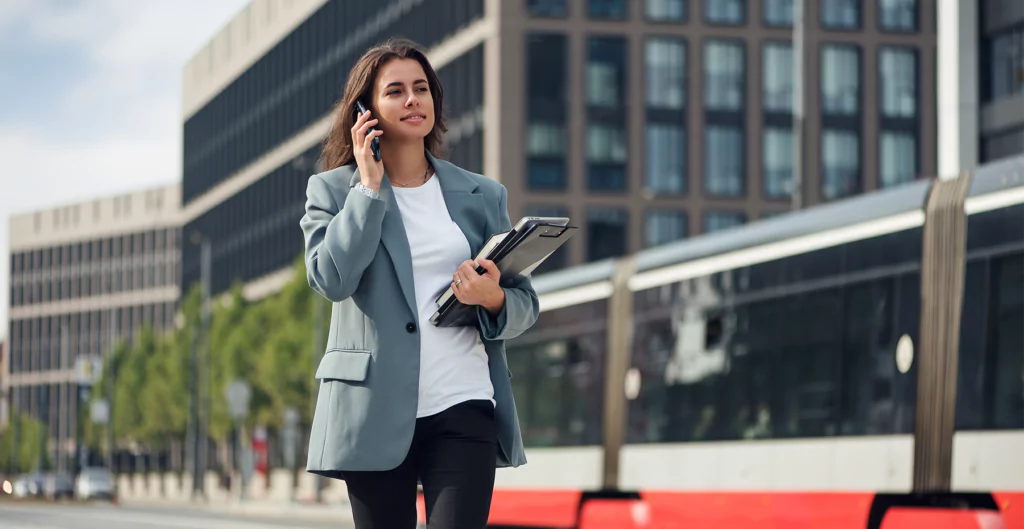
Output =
[
  {"x1": 628, "y1": 271, "x2": 919, "y2": 444},
  {"x1": 966, "y1": 205, "x2": 1024, "y2": 252},
  {"x1": 506, "y1": 300, "x2": 608, "y2": 447}
]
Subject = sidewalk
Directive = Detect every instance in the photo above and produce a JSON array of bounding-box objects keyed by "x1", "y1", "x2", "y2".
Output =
[{"x1": 121, "y1": 496, "x2": 355, "y2": 524}]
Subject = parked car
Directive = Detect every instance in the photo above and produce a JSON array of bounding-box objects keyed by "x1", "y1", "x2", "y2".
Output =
[
  {"x1": 43, "y1": 473, "x2": 75, "y2": 501},
  {"x1": 75, "y1": 467, "x2": 115, "y2": 501},
  {"x1": 12, "y1": 473, "x2": 45, "y2": 498}
]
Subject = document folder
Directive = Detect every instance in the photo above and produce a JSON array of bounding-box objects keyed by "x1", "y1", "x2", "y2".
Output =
[{"x1": 430, "y1": 217, "x2": 577, "y2": 328}]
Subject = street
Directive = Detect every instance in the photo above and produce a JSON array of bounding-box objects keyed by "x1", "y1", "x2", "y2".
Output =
[{"x1": 0, "y1": 502, "x2": 355, "y2": 529}]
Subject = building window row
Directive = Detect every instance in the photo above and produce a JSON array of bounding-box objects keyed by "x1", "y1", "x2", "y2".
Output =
[
  {"x1": 6, "y1": 302, "x2": 176, "y2": 374},
  {"x1": 527, "y1": 0, "x2": 918, "y2": 31},
  {"x1": 9, "y1": 229, "x2": 180, "y2": 307},
  {"x1": 525, "y1": 36, "x2": 921, "y2": 201}
]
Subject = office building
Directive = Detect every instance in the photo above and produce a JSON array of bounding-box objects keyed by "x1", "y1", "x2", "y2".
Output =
[
  {"x1": 182, "y1": 0, "x2": 944, "y2": 297},
  {"x1": 5, "y1": 185, "x2": 181, "y2": 471},
  {"x1": 1, "y1": 340, "x2": 7, "y2": 432},
  {"x1": 977, "y1": 2, "x2": 1023, "y2": 163}
]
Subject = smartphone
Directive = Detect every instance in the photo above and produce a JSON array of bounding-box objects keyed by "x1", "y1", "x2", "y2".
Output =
[{"x1": 354, "y1": 100, "x2": 381, "y2": 162}]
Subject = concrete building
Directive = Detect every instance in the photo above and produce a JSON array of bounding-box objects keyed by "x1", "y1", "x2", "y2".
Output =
[
  {"x1": 5, "y1": 185, "x2": 181, "y2": 471},
  {"x1": 183, "y1": 0, "x2": 1009, "y2": 298}
]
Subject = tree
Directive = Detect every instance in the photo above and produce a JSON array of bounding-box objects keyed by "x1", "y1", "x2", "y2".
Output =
[{"x1": 0, "y1": 412, "x2": 51, "y2": 474}]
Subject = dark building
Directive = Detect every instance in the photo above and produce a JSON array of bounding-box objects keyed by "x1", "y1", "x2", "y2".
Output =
[
  {"x1": 5, "y1": 185, "x2": 181, "y2": 471},
  {"x1": 180, "y1": 0, "x2": 957, "y2": 297}
]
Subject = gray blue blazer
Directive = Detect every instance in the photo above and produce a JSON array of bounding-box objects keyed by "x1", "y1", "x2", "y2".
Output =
[{"x1": 300, "y1": 151, "x2": 538, "y2": 478}]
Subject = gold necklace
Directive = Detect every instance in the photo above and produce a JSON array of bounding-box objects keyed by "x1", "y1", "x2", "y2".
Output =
[{"x1": 392, "y1": 163, "x2": 432, "y2": 188}]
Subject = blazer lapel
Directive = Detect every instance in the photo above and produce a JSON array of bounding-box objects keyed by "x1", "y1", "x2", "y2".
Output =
[
  {"x1": 430, "y1": 152, "x2": 489, "y2": 258},
  {"x1": 346, "y1": 153, "x2": 489, "y2": 320},
  {"x1": 349, "y1": 169, "x2": 418, "y2": 318}
]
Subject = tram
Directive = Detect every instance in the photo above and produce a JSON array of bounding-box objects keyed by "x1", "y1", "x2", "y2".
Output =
[{"x1": 472, "y1": 154, "x2": 1023, "y2": 529}]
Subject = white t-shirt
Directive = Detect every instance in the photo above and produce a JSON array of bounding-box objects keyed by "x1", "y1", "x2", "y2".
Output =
[{"x1": 391, "y1": 175, "x2": 495, "y2": 418}]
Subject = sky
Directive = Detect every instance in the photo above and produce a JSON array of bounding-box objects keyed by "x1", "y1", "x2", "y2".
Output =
[{"x1": 0, "y1": 0, "x2": 251, "y2": 341}]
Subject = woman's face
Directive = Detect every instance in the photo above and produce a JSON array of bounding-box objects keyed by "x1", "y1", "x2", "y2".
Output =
[{"x1": 371, "y1": 58, "x2": 435, "y2": 143}]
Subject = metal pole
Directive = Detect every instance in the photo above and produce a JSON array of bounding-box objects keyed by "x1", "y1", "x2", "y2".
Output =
[
  {"x1": 106, "y1": 308, "x2": 115, "y2": 471},
  {"x1": 791, "y1": 0, "x2": 805, "y2": 211},
  {"x1": 198, "y1": 239, "x2": 211, "y2": 499},
  {"x1": 312, "y1": 295, "x2": 325, "y2": 503}
]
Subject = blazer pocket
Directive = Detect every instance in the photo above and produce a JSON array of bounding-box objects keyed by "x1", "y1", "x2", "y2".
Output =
[{"x1": 315, "y1": 349, "x2": 371, "y2": 382}]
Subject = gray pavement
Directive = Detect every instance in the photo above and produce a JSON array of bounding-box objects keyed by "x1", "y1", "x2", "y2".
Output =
[{"x1": 0, "y1": 501, "x2": 355, "y2": 528}]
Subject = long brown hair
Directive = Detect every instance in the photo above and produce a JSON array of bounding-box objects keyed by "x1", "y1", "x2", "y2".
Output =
[{"x1": 320, "y1": 38, "x2": 447, "y2": 171}]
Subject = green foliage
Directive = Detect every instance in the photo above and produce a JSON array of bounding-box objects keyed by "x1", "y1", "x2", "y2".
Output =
[
  {"x1": 0, "y1": 412, "x2": 51, "y2": 474},
  {"x1": 85, "y1": 255, "x2": 326, "y2": 451}
]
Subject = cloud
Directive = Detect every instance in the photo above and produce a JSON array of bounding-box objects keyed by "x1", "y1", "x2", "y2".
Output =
[{"x1": 0, "y1": 0, "x2": 250, "y2": 340}]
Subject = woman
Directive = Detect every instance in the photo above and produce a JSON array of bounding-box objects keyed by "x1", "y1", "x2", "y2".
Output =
[{"x1": 300, "y1": 38, "x2": 538, "y2": 529}]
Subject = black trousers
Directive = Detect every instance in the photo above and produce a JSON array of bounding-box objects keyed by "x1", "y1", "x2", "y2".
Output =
[{"x1": 342, "y1": 399, "x2": 498, "y2": 529}]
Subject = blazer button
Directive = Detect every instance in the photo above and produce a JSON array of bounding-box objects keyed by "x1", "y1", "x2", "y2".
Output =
[{"x1": 406, "y1": 322, "x2": 417, "y2": 333}]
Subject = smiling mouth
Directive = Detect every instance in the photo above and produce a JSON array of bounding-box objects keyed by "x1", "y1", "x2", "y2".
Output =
[{"x1": 401, "y1": 115, "x2": 426, "y2": 121}]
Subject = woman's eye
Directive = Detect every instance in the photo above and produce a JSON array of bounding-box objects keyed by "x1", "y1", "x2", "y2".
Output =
[{"x1": 387, "y1": 90, "x2": 400, "y2": 96}]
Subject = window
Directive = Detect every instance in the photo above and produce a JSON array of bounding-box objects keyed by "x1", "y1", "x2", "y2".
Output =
[
  {"x1": 988, "y1": 27, "x2": 1024, "y2": 101},
  {"x1": 527, "y1": 34, "x2": 568, "y2": 191},
  {"x1": 705, "y1": 125, "x2": 744, "y2": 196},
  {"x1": 646, "y1": 123, "x2": 687, "y2": 195},
  {"x1": 646, "y1": 38, "x2": 686, "y2": 110},
  {"x1": 646, "y1": 210, "x2": 688, "y2": 247},
  {"x1": 821, "y1": 0, "x2": 860, "y2": 29},
  {"x1": 822, "y1": 129, "x2": 860, "y2": 200},
  {"x1": 587, "y1": 124, "x2": 628, "y2": 190},
  {"x1": 527, "y1": 0, "x2": 567, "y2": 17},
  {"x1": 589, "y1": 0, "x2": 627, "y2": 19},
  {"x1": 880, "y1": 131, "x2": 917, "y2": 188},
  {"x1": 821, "y1": 45, "x2": 860, "y2": 115},
  {"x1": 704, "y1": 41, "x2": 745, "y2": 111},
  {"x1": 587, "y1": 209, "x2": 628, "y2": 261},
  {"x1": 705, "y1": 0, "x2": 745, "y2": 24},
  {"x1": 646, "y1": 0, "x2": 685, "y2": 21},
  {"x1": 879, "y1": 0, "x2": 916, "y2": 31},
  {"x1": 983, "y1": 127, "x2": 1024, "y2": 163},
  {"x1": 527, "y1": 123, "x2": 567, "y2": 190},
  {"x1": 880, "y1": 47, "x2": 917, "y2": 118},
  {"x1": 763, "y1": 128, "x2": 793, "y2": 198},
  {"x1": 587, "y1": 37, "x2": 627, "y2": 108},
  {"x1": 764, "y1": 0, "x2": 793, "y2": 26},
  {"x1": 704, "y1": 211, "x2": 746, "y2": 233},
  {"x1": 763, "y1": 43, "x2": 793, "y2": 113}
]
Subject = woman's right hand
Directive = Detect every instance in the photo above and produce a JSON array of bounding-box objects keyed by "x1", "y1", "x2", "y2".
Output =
[{"x1": 352, "y1": 109, "x2": 385, "y2": 190}]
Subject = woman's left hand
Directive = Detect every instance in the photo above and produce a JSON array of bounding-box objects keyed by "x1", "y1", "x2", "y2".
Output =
[{"x1": 452, "y1": 258, "x2": 505, "y2": 315}]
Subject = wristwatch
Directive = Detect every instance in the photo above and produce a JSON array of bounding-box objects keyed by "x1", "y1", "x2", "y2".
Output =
[{"x1": 354, "y1": 183, "x2": 381, "y2": 200}]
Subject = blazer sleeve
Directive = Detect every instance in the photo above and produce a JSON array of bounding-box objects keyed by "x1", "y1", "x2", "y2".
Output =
[
  {"x1": 300, "y1": 174, "x2": 386, "y2": 302},
  {"x1": 476, "y1": 185, "x2": 541, "y2": 341}
]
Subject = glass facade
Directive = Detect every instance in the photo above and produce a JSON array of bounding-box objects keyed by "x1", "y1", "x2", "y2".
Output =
[
  {"x1": 182, "y1": 0, "x2": 485, "y2": 204},
  {"x1": 822, "y1": 129, "x2": 861, "y2": 200},
  {"x1": 647, "y1": 0, "x2": 686, "y2": 21},
  {"x1": 528, "y1": 0, "x2": 567, "y2": 17},
  {"x1": 763, "y1": 43, "x2": 793, "y2": 113},
  {"x1": 704, "y1": 211, "x2": 746, "y2": 233},
  {"x1": 705, "y1": 41, "x2": 745, "y2": 111},
  {"x1": 705, "y1": 125, "x2": 745, "y2": 196},
  {"x1": 589, "y1": 0, "x2": 628, "y2": 19},
  {"x1": 879, "y1": 0, "x2": 916, "y2": 31},
  {"x1": 763, "y1": 0, "x2": 793, "y2": 26},
  {"x1": 878, "y1": 47, "x2": 917, "y2": 188},
  {"x1": 587, "y1": 36, "x2": 628, "y2": 192},
  {"x1": 987, "y1": 27, "x2": 1024, "y2": 101},
  {"x1": 821, "y1": 45, "x2": 860, "y2": 115},
  {"x1": 705, "y1": 0, "x2": 745, "y2": 24},
  {"x1": 527, "y1": 33, "x2": 568, "y2": 191},
  {"x1": 646, "y1": 123, "x2": 687, "y2": 195},
  {"x1": 645, "y1": 210, "x2": 688, "y2": 247},
  {"x1": 763, "y1": 128, "x2": 794, "y2": 198},
  {"x1": 646, "y1": 38, "x2": 686, "y2": 110},
  {"x1": 587, "y1": 208, "x2": 628, "y2": 261},
  {"x1": 821, "y1": 0, "x2": 860, "y2": 29}
]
